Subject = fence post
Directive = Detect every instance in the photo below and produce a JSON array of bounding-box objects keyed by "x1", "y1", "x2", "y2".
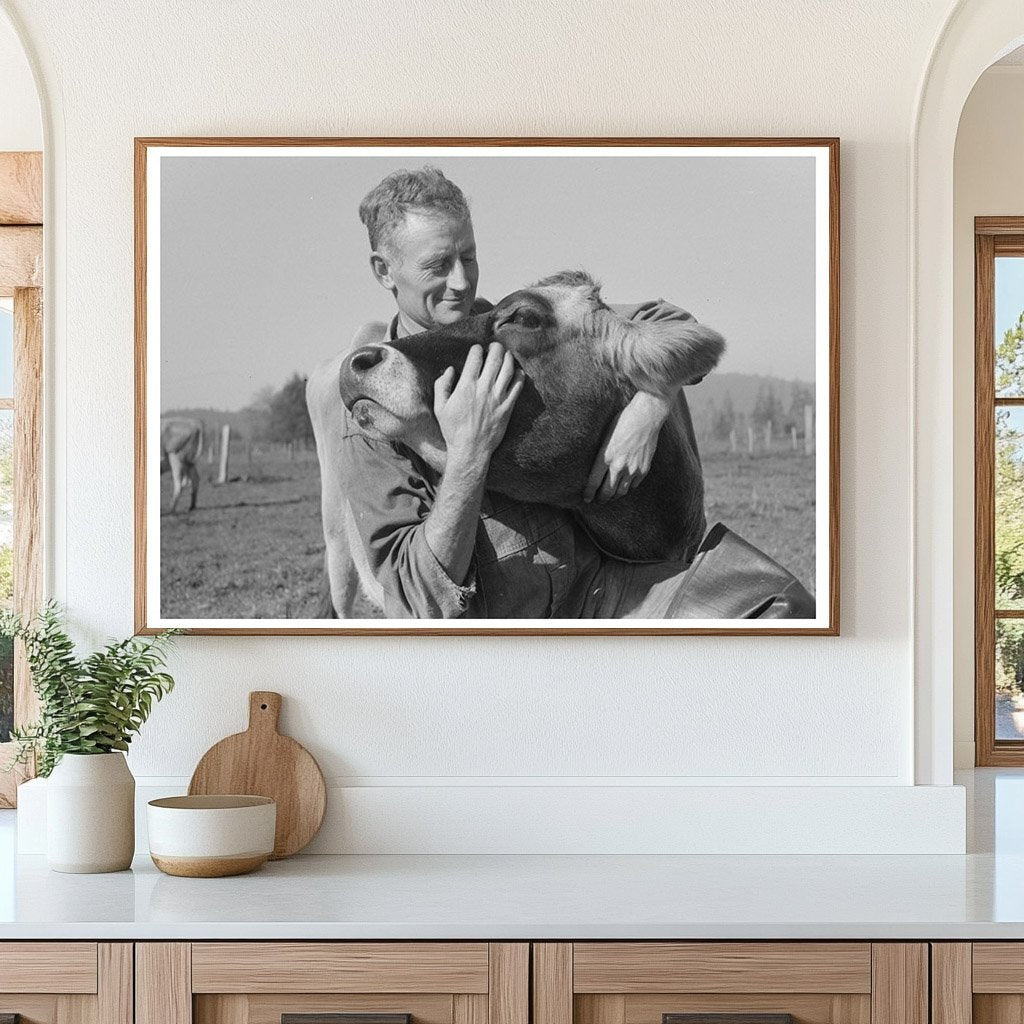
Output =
[
  {"x1": 729, "y1": 428, "x2": 737, "y2": 454},
  {"x1": 747, "y1": 425, "x2": 754, "y2": 455},
  {"x1": 217, "y1": 424, "x2": 231, "y2": 484},
  {"x1": 804, "y1": 404, "x2": 814, "y2": 456},
  {"x1": 206, "y1": 442, "x2": 214, "y2": 465},
  {"x1": 791, "y1": 425, "x2": 798, "y2": 451}
]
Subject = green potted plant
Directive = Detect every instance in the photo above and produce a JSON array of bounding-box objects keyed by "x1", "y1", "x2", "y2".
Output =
[{"x1": 2, "y1": 602, "x2": 179, "y2": 873}]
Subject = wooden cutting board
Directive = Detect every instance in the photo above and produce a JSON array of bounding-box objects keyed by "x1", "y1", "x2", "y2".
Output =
[{"x1": 188, "y1": 691, "x2": 326, "y2": 859}]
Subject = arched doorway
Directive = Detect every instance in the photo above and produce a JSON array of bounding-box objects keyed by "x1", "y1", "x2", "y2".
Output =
[{"x1": 914, "y1": 1, "x2": 1024, "y2": 785}]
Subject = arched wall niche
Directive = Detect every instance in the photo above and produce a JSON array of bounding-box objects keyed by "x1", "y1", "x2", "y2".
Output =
[{"x1": 914, "y1": 0, "x2": 1024, "y2": 785}]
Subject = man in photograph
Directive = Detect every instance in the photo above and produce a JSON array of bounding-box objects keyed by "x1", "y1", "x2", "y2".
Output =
[{"x1": 308, "y1": 167, "x2": 726, "y2": 619}]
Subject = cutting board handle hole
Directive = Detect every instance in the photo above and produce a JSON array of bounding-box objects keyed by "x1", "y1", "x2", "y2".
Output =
[{"x1": 260, "y1": 703, "x2": 268, "y2": 710}]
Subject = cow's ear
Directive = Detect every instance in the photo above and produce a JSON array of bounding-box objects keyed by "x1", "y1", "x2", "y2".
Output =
[
  {"x1": 598, "y1": 309, "x2": 725, "y2": 396},
  {"x1": 369, "y1": 251, "x2": 396, "y2": 291}
]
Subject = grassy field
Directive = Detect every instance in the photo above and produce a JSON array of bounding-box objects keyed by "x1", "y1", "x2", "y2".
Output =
[
  {"x1": 159, "y1": 441, "x2": 817, "y2": 619},
  {"x1": 700, "y1": 442, "x2": 816, "y2": 592},
  {"x1": 160, "y1": 448, "x2": 327, "y2": 620}
]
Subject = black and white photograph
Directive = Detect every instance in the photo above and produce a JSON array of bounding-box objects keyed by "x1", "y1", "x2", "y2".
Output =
[{"x1": 137, "y1": 140, "x2": 837, "y2": 634}]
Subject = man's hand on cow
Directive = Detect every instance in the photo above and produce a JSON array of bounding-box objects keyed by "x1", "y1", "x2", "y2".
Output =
[
  {"x1": 584, "y1": 391, "x2": 673, "y2": 503},
  {"x1": 434, "y1": 342, "x2": 525, "y2": 469}
]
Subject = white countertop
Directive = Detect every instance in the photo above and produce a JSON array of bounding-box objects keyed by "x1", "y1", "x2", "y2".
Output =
[
  {"x1": 2, "y1": 768, "x2": 1022, "y2": 941},
  {"x1": 1, "y1": 847, "x2": 1024, "y2": 940}
]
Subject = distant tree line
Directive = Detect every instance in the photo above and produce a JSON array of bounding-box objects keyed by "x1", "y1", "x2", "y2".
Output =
[
  {"x1": 700, "y1": 380, "x2": 815, "y2": 443},
  {"x1": 242, "y1": 373, "x2": 315, "y2": 450}
]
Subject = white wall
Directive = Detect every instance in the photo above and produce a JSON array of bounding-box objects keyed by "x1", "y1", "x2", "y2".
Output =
[
  {"x1": 952, "y1": 66, "x2": 1024, "y2": 767},
  {"x1": 1, "y1": 0, "x2": 972, "y2": 852},
  {"x1": 0, "y1": 12, "x2": 39, "y2": 151}
]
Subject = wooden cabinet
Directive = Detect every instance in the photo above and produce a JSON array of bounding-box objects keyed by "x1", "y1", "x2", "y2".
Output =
[
  {"x1": 136, "y1": 944, "x2": 528, "y2": 1024},
  {"x1": 532, "y1": 944, "x2": 928, "y2": 1024},
  {"x1": 0, "y1": 943, "x2": 132, "y2": 1024},
  {"x1": 0, "y1": 938, "x2": 954, "y2": 1024},
  {"x1": 932, "y1": 943, "x2": 1024, "y2": 1024}
]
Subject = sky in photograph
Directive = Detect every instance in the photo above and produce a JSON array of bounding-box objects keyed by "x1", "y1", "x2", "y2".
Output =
[{"x1": 159, "y1": 151, "x2": 819, "y2": 412}]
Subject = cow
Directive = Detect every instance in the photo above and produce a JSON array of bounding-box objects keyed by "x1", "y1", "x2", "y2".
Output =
[
  {"x1": 160, "y1": 416, "x2": 203, "y2": 513},
  {"x1": 338, "y1": 272, "x2": 724, "y2": 564}
]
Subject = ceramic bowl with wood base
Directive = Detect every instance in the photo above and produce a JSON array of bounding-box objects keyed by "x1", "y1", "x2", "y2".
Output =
[{"x1": 147, "y1": 795, "x2": 276, "y2": 877}]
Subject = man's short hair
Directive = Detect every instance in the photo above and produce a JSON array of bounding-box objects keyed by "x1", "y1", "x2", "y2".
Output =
[{"x1": 359, "y1": 166, "x2": 471, "y2": 256}]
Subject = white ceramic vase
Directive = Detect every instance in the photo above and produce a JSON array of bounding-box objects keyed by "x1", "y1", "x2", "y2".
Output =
[{"x1": 46, "y1": 752, "x2": 135, "y2": 873}]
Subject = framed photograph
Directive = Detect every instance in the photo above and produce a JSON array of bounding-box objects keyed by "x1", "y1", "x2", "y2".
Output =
[{"x1": 135, "y1": 137, "x2": 838, "y2": 635}]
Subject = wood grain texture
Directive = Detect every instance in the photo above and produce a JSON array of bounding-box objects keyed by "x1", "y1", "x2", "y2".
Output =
[
  {"x1": 98, "y1": 945, "x2": 133, "y2": 1024},
  {"x1": 974, "y1": 995, "x2": 1024, "y2": 1024},
  {"x1": 453, "y1": 994, "x2": 487, "y2": 1024},
  {"x1": 0, "y1": 226, "x2": 41, "y2": 295},
  {"x1": 576, "y1": 996, "x2": 626, "y2": 1024},
  {"x1": 57, "y1": 993, "x2": 95, "y2": 1024},
  {"x1": 624, "y1": 996, "x2": 868, "y2": 1024},
  {"x1": 136, "y1": 943, "x2": 192, "y2": 1024},
  {"x1": 0, "y1": 943, "x2": 97, "y2": 993},
  {"x1": 188, "y1": 691, "x2": 326, "y2": 858},
  {"x1": 0, "y1": 745, "x2": 32, "y2": 807},
  {"x1": 573, "y1": 944, "x2": 871, "y2": 994},
  {"x1": 931, "y1": 945, "x2": 971, "y2": 1024},
  {"x1": 0, "y1": 998, "x2": 58, "y2": 1024},
  {"x1": 133, "y1": 137, "x2": 148, "y2": 634},
  {"x1": 971, "y1": 944, "x2": 1024, "y2": 992},
  {"x1": 0, "y1": 152, "x2": 42, "y2": 225},
  {"x1": 243, "y1": 995, "x2": 450, "y2": 1024},
  {"x1": 977, "y1": 217, "x2": 1024, "y2": 236},
  {"x1": 195, "y1": 994, "x2": 248, "y2": 1024},
  {"x1": 870, "y1": 945, "x2": 927, "y2": 1024},
  {"x1": 534, "y1": 944, "x2": 572, "y2": 1024},
  {"x1": 281, "y1": 1015, "x2": 411, "y2": 1024},
  {"x1": 191, "y1": 943, "x2": 489, "y2": 994},
  {"x1": 134, "y1": 135, "x2": 839, "y2": 637},
  {"x1": 14, "y1": 286, "x2": 43, "y2": 732},
  {"x1": 663, "y1": 1015, "x2": 793, "y2": 1024},
  {"x1": 488, "y1": 944, "x2": 528, "y2": 1024},
  {"x1": 151, "y1": 853, "x2": 269, "y2": 877}
]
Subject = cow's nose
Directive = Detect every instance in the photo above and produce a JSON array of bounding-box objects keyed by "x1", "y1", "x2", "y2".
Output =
[{"x1": 349, "y1": 344, "x2": 388, "y2": 374}]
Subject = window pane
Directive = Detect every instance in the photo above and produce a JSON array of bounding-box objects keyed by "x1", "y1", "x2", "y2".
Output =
[
  {"x1": 996, "y1": 257, "x2": 1024, "y2": 397},
  {"x1": 0, "y1": 409, "x2": 11, "y2": 742},
  {"x1": 997, "y1": 407, "x2": 1024, "y2": 609},
  {"x1": 998, "y1": 620, "x2": 1024, "y2": 740},
  {"x1": 0, "y1": 305, "x2": 12, "y2": 398}
]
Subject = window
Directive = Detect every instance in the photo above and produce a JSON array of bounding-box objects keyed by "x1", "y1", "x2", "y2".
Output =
[
  {"x1": 976, "y1": 219, "x2": 1024, "y2": 764},
  {"x1": 0, "y1": 150, "x2": 43, "y2": 806}
]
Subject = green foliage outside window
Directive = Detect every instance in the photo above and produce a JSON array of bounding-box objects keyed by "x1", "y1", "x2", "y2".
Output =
[{"x1": 995, "y1": 311, "x2": 1024, "y2": 695}]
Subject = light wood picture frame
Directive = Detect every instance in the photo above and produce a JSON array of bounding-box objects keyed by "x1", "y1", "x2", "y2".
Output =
[{"x1": 135, "y1": 137, "x2": 839, "y2": 636}]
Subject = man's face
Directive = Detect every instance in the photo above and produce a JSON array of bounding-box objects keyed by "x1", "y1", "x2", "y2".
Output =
[{"x1": 379, "y1": 210, "x2": 479, "y2": 329}]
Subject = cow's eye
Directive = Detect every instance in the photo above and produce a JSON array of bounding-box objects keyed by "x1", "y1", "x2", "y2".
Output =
[{"x1": 514, "y1": 309, "x2": 544, "y2": 329}]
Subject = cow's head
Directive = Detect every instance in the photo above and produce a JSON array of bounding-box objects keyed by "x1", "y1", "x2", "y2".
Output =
[{"x1": 339, "y1": 272, "x2": 724, "y2": 505}]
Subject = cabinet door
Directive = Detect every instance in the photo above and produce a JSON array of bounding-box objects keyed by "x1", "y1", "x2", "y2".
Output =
[
  {"x1": 0, "y1": 943, "x2": 131, "y2": 1024},
  {"x1": 533, "y1": 944, "x2": 927, "y2": 1024},
  {"x1": 137, "y1": 943, "x2": 528, "y2": 1024},
  {"x1": 943, "y1": 942, "x2": 1024, "y2": 1024}
]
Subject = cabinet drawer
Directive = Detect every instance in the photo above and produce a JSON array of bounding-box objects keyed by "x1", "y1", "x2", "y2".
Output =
[
  {"x1": 572, "y1": 944, "x2": 872, "y2": 994},
  {"x1": 139, "y1": 942, "x2": 528, "y2": 1024},
  {"x1": 534, "y1": 943, "x2": 926, "y2": 1024},
  {"x1": 0, "y1": 942, "x2": 98, "y2": 993},
  {"x1": 191, "y1": 944, "x2": 490, "y2": 994}
]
